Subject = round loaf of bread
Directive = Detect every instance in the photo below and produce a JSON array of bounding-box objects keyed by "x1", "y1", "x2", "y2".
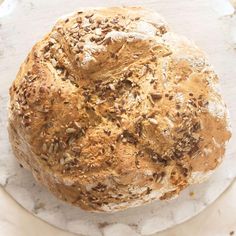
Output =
[{"x1": 8, "y1": 7, "x2": 231, "y2": 212}]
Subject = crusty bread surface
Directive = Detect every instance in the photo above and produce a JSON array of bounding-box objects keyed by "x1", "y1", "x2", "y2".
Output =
[{"x1": 8, "y1": 7, "x2": 231, "y2": 212}]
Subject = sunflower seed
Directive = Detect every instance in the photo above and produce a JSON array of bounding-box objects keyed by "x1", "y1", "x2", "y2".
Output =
[
  {"x1": 54, "y1": 142, "x2": 59, "y2": 153},
  {"x1": 42, "y1": 143, "x2": 47, "y2": 152},
  {"x1": 41, "y1": 154, "x2": 48, "y2": 160},
  {"x1": 66, "y1": 128, "x2": 76, "y2": 134},
  {"x1": 148, "y1": 118, "x2": 158, "y2": 125},
  {"x1": 48, "y1": 143, "x2": 54, "y2": 154}
]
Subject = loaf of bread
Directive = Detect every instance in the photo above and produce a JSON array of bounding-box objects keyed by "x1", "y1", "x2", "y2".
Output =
[{"x1": 8, "y1": 7, "x2": 231, "y2": 212}]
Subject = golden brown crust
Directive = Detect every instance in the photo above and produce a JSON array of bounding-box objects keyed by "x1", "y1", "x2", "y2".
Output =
[{"x1": 8, "y1": 7, "x2": 231, "y2": 212}]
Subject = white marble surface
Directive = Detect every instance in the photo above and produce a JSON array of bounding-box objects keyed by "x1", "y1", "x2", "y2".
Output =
[
  {"x1": 0, "y1": 0, "x2": 236, "y2": 235},
  {"x1": 0, "y1": 180, "x2": 236, "y2": 236}
]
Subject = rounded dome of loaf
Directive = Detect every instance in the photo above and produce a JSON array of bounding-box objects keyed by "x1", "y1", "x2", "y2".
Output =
[{"x1": 8, "y1": 7, "x2": 231, "y2": 212}]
